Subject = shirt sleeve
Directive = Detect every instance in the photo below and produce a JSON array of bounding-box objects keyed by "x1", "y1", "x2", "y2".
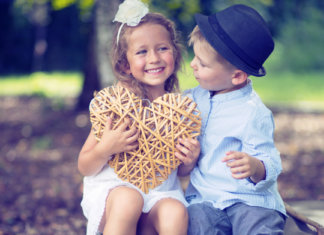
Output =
[
  {"x1": 241, "y1": 111, "x2": 282, "y2": 191},
  {"x1": 182, "y1": 88, "x2": 194, "y2": 100}
]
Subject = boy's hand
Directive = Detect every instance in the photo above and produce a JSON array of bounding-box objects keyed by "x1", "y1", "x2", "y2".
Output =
[
  {"x1": 222, "y1": 151, "x2": 265, "y2": 183},
  {"x1": 175, "y1": 138, "x2": 200, "y2": 176},
  {"x1": 97, "y1": 117, "x2": 139, "y2": 157}
]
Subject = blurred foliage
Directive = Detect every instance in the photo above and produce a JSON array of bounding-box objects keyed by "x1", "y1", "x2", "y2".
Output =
[
  {"x1": 149, "y1": 0, "x2": 200, "y2": 39},
  {"x1": 0, "y1": 0, "x2": 92, "y2": 74},
  {"x1": 275, "y1": 6, "x2": 324, "y2": 72},
  {"x1": 0, "y1": 0, "x2": 323, "y2": 75},
  {"x1": 31, "y1": 136, "x2": 53, "y2": 150},
  {"x1": 14, "y1": 0, "x2": 94, "y2": 14},
  {"x1": 149, "y1": 0, "x2": 274, "y2": 43}
]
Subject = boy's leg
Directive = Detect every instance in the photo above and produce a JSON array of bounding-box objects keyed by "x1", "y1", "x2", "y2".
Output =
[
  {"x1": 187, "y1": 202, "x2": 231, "y2": 235},
  {"x1": 138, "y1": 198, "x2": 188, "y2": 235},
  {"x1": 226, "y1": 203, "x2": 286, "y2": 235},
  {"x1": 103, "y1": 186, "x2": 144, "y2": 235}
]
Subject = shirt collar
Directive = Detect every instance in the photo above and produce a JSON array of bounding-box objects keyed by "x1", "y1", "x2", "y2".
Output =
[{"x1": 206, "y1": 79, "x2": 253, "y2": 102}]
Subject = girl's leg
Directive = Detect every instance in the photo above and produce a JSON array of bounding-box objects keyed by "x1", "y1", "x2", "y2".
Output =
[
  {"x1": 102, "y1": 186, "x2": 144, "y2": 235},
  {"x1": 138, "y1": 198, "x2": 188, "y2": 235}
]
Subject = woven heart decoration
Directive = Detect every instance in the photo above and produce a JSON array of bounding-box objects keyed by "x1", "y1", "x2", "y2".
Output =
[{"x1": 90, "y1": 86, "x2": 201, "y2": 193}]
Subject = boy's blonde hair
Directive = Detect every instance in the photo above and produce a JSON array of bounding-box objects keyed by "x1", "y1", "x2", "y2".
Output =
[
  {"x1": 110, "y1": 13, "x2": 182, "y2": 100},
  {"x1": 189, "y1": 26, "x2": 235, "y2": 70}
]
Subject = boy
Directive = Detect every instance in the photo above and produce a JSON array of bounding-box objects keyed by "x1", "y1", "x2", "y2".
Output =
[{"x1": 176, "y1": 4, "x2": 286, "y2": 235}]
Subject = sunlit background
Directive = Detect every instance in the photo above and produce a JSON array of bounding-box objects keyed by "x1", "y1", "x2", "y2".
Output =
[{"x1": 0, "y1": 0, "x2": 323, "y2": 234}]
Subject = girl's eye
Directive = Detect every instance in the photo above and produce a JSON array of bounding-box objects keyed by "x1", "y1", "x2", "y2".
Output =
[
  {"x1": 136, "y1": 50, "x2": 147, "y2": 55},
  {"x1": 158, "y1": 46, "x2": 169, "y2": 51}
]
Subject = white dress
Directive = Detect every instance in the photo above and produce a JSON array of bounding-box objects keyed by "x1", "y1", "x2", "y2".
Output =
[{"x1": 81, "y1": 165, "x2": 187, "y2": 235}]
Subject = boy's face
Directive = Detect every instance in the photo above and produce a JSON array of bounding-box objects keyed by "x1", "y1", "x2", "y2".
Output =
[{"x1": 190, "y1": 42, "x2": 236, "y2": 93}]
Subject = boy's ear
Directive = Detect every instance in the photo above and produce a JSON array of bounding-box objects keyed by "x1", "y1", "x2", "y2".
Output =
[{"x1": 232, "y1": 69, "x2": 248, "y2": 85}]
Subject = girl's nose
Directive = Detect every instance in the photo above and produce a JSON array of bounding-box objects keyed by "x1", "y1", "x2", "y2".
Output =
[{"x1": 148, "y1": 50, "x2": 160, "y2": 63}]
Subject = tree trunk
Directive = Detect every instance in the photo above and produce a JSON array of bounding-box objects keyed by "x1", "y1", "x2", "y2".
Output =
[
  {"x1": 95, "y1": 0, "x2": 120, "y2": 88},
  {"x1": 76, "y1": 15, "x2": 100, "y2": 110},
  {"x1": 31, "y1": 2, "x2": 49, "y2": 72},
  {"x1": 77, "y1": 0, "x2": 120, "y2": 110}
]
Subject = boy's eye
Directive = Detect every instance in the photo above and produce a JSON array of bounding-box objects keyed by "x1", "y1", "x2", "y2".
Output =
[
  {"x1": 198, "y1": 58, "x2": 209, "y2": 67},
  {"x1": 199, "y1": 61, "x2": 206, "y2": 67},
  {"x1": 193, "y1": 56, "x2": 205, "y2": 67}
]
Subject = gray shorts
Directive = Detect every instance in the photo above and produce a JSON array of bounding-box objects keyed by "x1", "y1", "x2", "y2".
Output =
[{"x1": 188, "y1": 202, "x2": 286, "y2": 235}]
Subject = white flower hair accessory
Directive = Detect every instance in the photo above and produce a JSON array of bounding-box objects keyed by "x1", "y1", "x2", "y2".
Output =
[{"x1": 113, "y1": 0, "x2": 149, "y2": 45}]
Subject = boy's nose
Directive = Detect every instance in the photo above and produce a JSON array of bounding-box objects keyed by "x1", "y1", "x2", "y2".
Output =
[{"x1": 190, "y1": 58, "x2": 197, "y2": 69}]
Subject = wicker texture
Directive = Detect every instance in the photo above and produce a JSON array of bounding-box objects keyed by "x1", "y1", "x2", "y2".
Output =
[{"x1": 90, "y1": 86, "x2": 201, "y2": 193}]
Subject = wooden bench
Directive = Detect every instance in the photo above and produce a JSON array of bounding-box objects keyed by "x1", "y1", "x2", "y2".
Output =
[{"x1": 284, "y1": 201, "x2": 324, "y2": 235}]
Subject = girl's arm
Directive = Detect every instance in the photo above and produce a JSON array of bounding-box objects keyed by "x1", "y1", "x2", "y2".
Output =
[
  {"x1": 78, "y1": 118, "x2": 139, "y2": 176},
  {"x1": 175, "y1": 138, "x2": 200, "y2": 176}
]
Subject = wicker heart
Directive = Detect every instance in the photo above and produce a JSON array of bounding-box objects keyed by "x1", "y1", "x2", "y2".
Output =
[{"x1": 90, "y1": 86, "x2": 201, "y2": 193}]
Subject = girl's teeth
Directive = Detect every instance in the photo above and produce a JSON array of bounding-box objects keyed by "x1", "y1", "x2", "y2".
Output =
[{"x1": 147, "y1": 68, "x2": 162, "y2": 73}]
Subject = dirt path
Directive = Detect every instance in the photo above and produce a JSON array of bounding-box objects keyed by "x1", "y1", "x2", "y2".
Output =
[{"x1": 0, "y1": 97, "x2": 323, "y2": 234}]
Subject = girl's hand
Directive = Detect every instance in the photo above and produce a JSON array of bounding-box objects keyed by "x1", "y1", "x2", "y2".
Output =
[
  {"x1": 97, "y1": 117, "x2": 139, "y2": 157},
  {"x1": 78, "y1": 118, "x2": 139, "y2": 176},
  {"x1": 222, "y1": 151, "x2": 265, "y2": 183},
  {"x1": 175, "y1": 138, "x2": 200, "y2": 176}
]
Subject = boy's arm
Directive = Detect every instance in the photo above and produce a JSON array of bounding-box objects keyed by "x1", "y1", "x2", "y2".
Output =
[
  {"x1": 222, "y1": 151, "x2": 266, "y2": 183},
  {"x1": 238, "y1": 112, "x2": 282, "y2": 188},
  {"x1": 250, "y1": 158, "x2": 266, "y2": 183},
  {"x1": 175, "y1": 138, "x2": 200, "y2": 176}
]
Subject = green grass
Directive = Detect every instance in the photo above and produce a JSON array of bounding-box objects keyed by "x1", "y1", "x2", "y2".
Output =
[
  {"x1": 252, "y1": 71, "x2": 324, "y2": 109},
  {"x1": 179, "y1": 59, "x2": 324, "y2": 110},
  {"x1": 0, "y1": 66, "x2": 323, "y2": 110},
  {"x1": 0, "y1": 72, "x2": 82, "y2": 98}
]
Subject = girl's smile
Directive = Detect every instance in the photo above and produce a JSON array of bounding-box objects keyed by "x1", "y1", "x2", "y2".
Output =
[{"x1": 126, "y1": 23, "x2": 175, "y2": 94}]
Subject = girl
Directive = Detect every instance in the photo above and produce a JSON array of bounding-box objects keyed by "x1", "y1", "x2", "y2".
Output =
[{"x1": 78, "y1": 1, "x2": 199, "y2": 234}]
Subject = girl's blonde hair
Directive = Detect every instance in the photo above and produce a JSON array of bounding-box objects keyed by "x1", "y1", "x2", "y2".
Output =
[{"x1": 110, "y1": 13, "x2": 182, "y2": 100}]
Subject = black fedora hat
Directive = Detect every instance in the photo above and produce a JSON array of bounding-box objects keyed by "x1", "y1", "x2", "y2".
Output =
[{"x1": 195, "y1": 4, "x2": 274, "y2": 77}]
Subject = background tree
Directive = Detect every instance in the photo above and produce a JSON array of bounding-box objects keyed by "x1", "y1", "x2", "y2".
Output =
[
  {"x1": 2, "y1": 0, "x2": 119, "y2": 109},
  {"x1": 1, "y1": 0, "x2": 323, "y2": 109},
  {"x1": 77, "y1": 0, "x2": 120, "y2": 110}
]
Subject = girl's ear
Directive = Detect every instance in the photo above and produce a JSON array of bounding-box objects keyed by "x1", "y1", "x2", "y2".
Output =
[
  {"x1": 123, "y1": 63, "x2": 131, "y2": 75},
  {"x1": 125, "y1": 68, "x2": 131, "y2": 75},
  {"x1": 232, "y1": 69, "x2": 248, "y2": 85}
]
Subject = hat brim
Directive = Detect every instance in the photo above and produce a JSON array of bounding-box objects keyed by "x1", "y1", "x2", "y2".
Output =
[{"x1": 194, "y1": 13, "x2": 266, "y2": 77}]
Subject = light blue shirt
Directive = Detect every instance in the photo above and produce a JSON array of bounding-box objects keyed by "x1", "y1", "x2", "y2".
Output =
[{"x1": 184, "y1": 81, "x2": 286, "y2": 215}]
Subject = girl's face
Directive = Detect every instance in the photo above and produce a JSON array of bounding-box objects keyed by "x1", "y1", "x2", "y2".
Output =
[
  {"x1": 190, "y1": 42, "x2": 236, "y2": 93},
  {"x1": 126, "y1": 23, "x2": 175, "y2": 96}
]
